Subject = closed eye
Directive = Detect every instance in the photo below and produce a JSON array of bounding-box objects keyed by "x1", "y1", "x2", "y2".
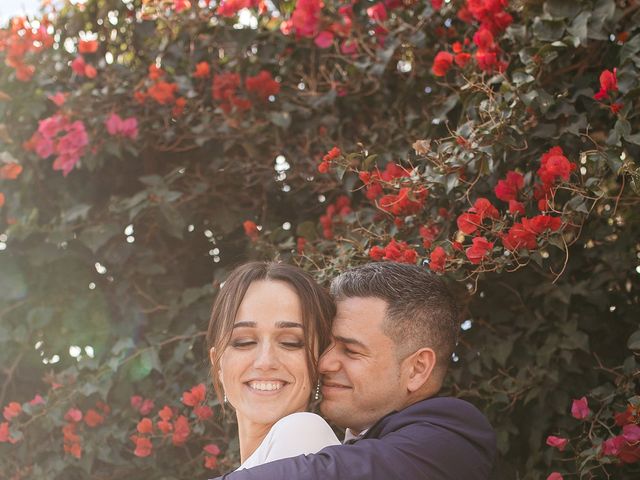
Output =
[{"x1": 231, "y1": 341, "x2": 255, "y2": 348}]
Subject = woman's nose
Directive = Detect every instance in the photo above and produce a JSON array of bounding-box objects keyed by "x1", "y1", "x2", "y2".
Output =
[{"x1": 253, "y1": 342, "x2": 279, "y2": 370}]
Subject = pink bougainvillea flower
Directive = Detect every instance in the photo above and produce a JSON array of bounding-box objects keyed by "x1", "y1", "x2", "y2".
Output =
[
  {"x1": 217, "y1": 0, "x2": 258, "y2": 17},
  {"x1": 314, "y1": 30, "x2": 334, "y2": 49},
  {"x1": 29, "y1": 394, "x2": 45, "y2": 406},
  {"x1": 105, "y1": 113, "x2": 139, "y2": 140},
  {"x1": 622, "y1": 424, "x2": 640, "y2": 443},
  {"x1": 571, "y1": 396, "x2": 590, "y2": 420},
  {"x1": 366, "y1": 3, "x2": 387, "y2": 22},
  {"x1": 291, "y1": 0, "x2": 323, "y2": 38},
  {"x1": 64, "y1": 407, "x2": 83, "y2": 423},
  {"x1": 546, "y1": 473, "x2": 563, "y2": 480},
  {"x1": 546, "y1": 435, "x2": 568, "y2": 452}
]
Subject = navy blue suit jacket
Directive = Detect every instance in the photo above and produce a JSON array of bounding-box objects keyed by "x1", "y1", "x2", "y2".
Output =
[{"x1": 214, "y1": 396, "x2": 496, "y2": 480}]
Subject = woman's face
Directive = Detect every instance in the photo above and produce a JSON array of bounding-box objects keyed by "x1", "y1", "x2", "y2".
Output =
[{"x1": 217, "y1": 279, "x2": 313, "y2": 427}]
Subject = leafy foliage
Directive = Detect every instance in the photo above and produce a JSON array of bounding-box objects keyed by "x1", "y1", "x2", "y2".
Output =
[{"x1": 1, "y1": 0, "x2": 639, "y2": 479}]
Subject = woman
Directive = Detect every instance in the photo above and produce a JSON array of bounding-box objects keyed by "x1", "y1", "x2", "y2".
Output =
[{"x1": 207, "y1": 262, "x2": 340, "y2": 469}]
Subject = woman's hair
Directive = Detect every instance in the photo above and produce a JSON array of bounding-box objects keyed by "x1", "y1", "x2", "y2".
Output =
[{"x1": 207, "y1": 261, "x2": 335, "y2": 404}]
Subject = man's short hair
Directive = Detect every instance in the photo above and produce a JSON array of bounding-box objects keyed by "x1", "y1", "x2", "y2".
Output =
[{"x1": 330, "y1": 262, "x2": 459, "y2": 378}]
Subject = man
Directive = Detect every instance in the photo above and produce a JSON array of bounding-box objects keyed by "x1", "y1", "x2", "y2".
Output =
[{"x1": 215, "y1": 262, "x2": 496, "y2": 479}]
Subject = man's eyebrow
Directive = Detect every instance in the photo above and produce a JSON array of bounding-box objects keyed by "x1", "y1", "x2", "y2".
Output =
[
  {"x1": 334, "y1": 335, "x2": 368, "y2": 351},
  {"x1": 232, "y1": 321, "x2": 303, "y2": 329}
]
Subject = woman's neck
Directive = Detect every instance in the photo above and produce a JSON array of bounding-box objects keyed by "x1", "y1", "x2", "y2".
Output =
[{"x1": 236, "y1": 416, "x2": 274, "y2": 464}]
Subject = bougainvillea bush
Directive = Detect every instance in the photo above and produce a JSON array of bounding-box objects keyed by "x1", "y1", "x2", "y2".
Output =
[{"x1": 0, "y1": 0, "x2": 639, "y2": 478}]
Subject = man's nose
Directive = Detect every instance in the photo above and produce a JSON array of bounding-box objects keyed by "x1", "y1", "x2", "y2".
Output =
[
  {"x1": 253, "y1": 342, "x2": 279, "y2": 370},
  {"x1": 318, "y1": 341, "x2": 339, "y2": 374}
]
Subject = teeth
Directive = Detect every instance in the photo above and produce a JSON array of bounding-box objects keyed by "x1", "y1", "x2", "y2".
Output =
[{"x1": 248, "y1": 381, "x2": 284, "y2": 391}]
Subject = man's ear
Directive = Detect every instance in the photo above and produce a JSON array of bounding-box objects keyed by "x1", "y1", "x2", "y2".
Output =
[{"x1": 404, "y1": 348, "x2": 437, "y2": 393}]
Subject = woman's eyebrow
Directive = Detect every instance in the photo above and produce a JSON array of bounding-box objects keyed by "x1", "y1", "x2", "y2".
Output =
[{"x1": 232, "y1": 321, "x2": 303, "y2": 329}]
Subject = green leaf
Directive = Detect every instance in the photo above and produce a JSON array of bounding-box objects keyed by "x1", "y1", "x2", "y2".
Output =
[
  {"x1": 267, "y1": 111, "x2": 291, "y2": 129},
  {"x1": 79, "y1": 223, "x2": 121, "y2": 253},
  {"x1": 296, "y1": 220, "x2": 318, "y2": 241},
  {"x1": 620, "y1": 34, "x2": 640, "y2": 63},
  {"x1": 628, "y1": 330, "x2": 640, "y2": 350}
]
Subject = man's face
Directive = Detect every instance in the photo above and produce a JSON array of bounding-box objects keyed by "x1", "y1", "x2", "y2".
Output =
[{"x1": 319, "y1": 296, "x2": 407, "y2": 433}]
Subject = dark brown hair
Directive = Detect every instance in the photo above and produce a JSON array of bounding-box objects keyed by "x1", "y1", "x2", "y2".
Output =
[{"x1": 207, "y1": 262, "x2": 335, "y2": 404}]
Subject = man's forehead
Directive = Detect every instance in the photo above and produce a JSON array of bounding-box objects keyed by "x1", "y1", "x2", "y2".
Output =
[{"x1": 333, "y1": 296, "x2": 388, "y2": 330}]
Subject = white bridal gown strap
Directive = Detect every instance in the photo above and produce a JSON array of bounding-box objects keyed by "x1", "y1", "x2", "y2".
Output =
[{"x1": 237, "y1": 412, "x2": 340, "y2": 470}]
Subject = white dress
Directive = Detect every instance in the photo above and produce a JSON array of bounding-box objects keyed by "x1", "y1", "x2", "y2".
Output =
[{"x1": 237, "y1": 412, "x2": 340, "y2": 470}]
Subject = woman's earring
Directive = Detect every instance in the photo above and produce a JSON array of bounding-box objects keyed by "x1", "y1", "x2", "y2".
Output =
[
  {"x1": 224, "y1": 392, "x2": 228, "y2": 403},
  {"x1": 314, "y1": 381, "x2": 320, "y2": 401}
]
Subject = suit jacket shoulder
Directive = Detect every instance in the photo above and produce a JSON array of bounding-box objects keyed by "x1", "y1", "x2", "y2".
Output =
[{"x1": 215, "y1": 396, "x2": 496, "y2": 480}]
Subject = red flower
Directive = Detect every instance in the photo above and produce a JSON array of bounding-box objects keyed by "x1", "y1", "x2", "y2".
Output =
[
  {"x1": 245, "y1": 70, "x2": 280, "y2": 101},
  {"x1": 291, "y1": 0, "x2": 323, "y2": 39},
  {"x1": 508, "y1": 200, "x2": 525, "y2": 216},
  {"x1": 78, "y1": 39, "x2": 98, "y2": 54},
  {"x1": 148, "y1": 81, "x2": 178, "y2": 105},
  {"x1": 243, "y1": 220, "x2": 259, "y2": 241},
  {"x1": 454, "y1": 52, "x2": 472, "y2": 67},
  {"x1": 172, "y1": 415, "x2": 191, "y2": 446},
  {"x1": 137, "y1": 417, "x2": 153, "y2": 434},
  {"x1": 522, "y1": 215, "x2": 562, "y2": 235},
  {"x1": 472, "y1": 197, "x2": 500, "y2": 220},
  {"x1": 0, "y1": 162, "x2": 22, "y2": 180},
  {"x1": 502, "y1": 222, "x2": 537, "y2": 251},
  {"x1": 538, "y1": 146, "x2": 576, "y2": 185},
  {"x1": 183, "y1": 383, "x2": 207, "y2": 407},
  {"x1": 571, "y1": 396, "x2": 590, "y2": 420},
  {"x1": 432, "y1": 51, "x2": 453, "y2": 76},
  {"x1": 615, "y1": 405, "x2": 636, "y2": 426},
  {"x1": 193, "y1": 62, "x2": 210, "y2": 79},
  {"x1": 419, "y1": 225, "x2": 440, "y2": 248},
  {"x1": 0, "y1": 192, "x2": 5, "y2": 208},
  {"x1": 546, "y1": 435, "x2": 568, "y2": 452},
  {"x1": 457, "y1": 212, "x2": 481, "y2": 235},
  {"x1": 546, "y1": 473, "x2": 563, "y2": 480},
  {"x1": 366, "y1": 3, "x2": 387, "y2": 22},
  {"x1": 159, "y1": 405, "x2": 173, "y2": 421},
  {"x1": 429, "y1": 246, "x2": 447, "y2": 273},
  {"x1": 3, "y1": 402, "x2": 21, "y2": 421},
  {"x1": 369, "y1": 245, "x2": 385, "y2": 261},
  {"x1": 217, "y1": 0, "x2": 259, "y2": 17},
  {"x1": 194, "y1": 405, "x2": 214, "y2": 420},
  {"x1": 465, "y1": 236, "x2": 493, "y2": 264},
  {"x1": 204, "y1": 443, "x2": 222, "y2": 469},
  {"x1": 494, "y1": 171, "x2": 524, "y2": 202},
  {"x1": 132, "y1": 435, "x2": 153, "y2": 457},
  {"x1": 370, "y1": 240, "x2": 417, "y2": 264},
  {"x1": 84, "y1": 409, "x2": 105, "y2": 428},
  {"x1": 0, "y1": 421, "x2": 19, "y2": 443},
  {"x1": 594, "y1": 68, "x2": 618, "y2": 100}
]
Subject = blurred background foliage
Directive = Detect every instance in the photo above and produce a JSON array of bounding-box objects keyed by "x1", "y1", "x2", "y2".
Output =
[{"x1": 0, "y1": 0, "x2": 639, "y2": 478}]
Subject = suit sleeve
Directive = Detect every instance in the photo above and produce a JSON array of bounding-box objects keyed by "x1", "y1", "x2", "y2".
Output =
[{"x1": 213, "y1": 421, "x2": 494, "y2": 480}]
